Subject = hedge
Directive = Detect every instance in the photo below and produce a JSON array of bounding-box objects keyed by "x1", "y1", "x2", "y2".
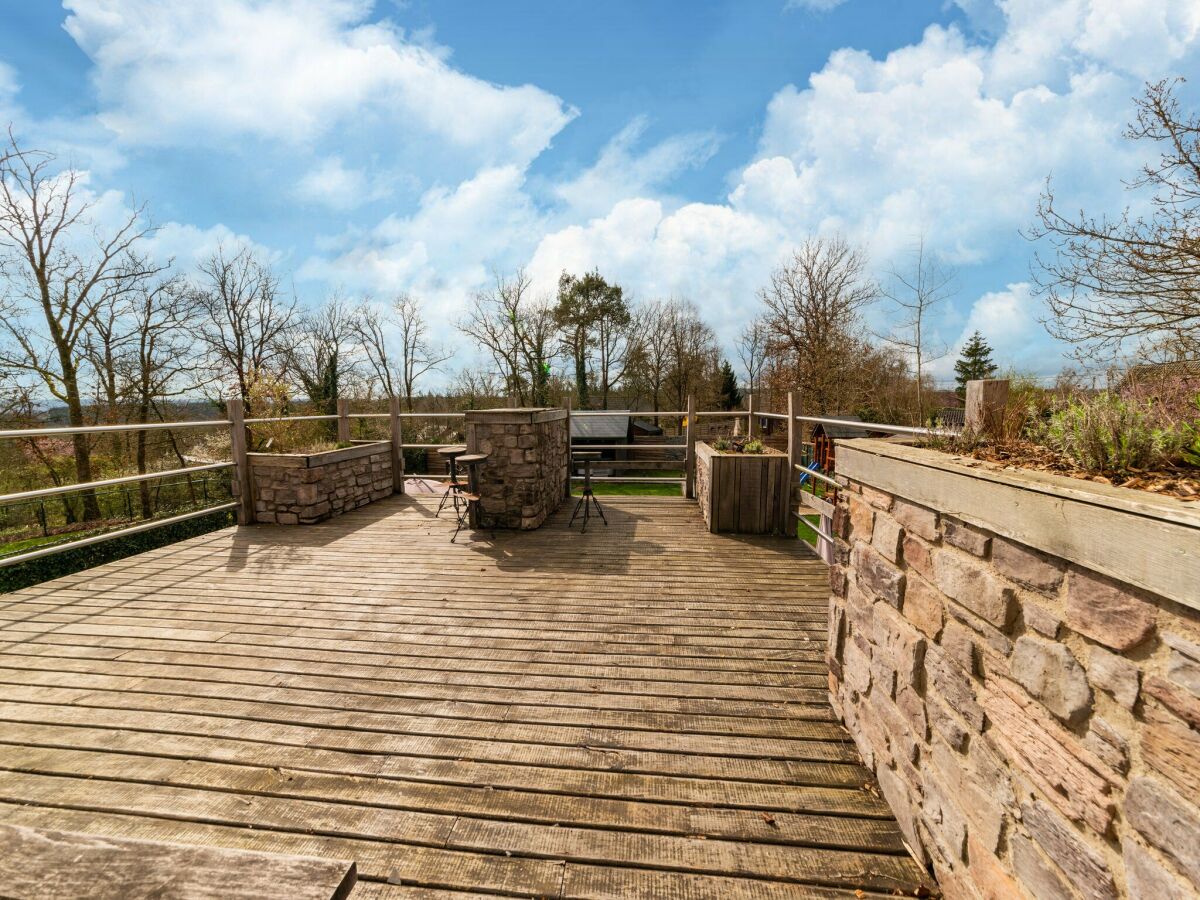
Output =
[{"x1": 0, "y1": 508, "x2": 236, "y2": 593}]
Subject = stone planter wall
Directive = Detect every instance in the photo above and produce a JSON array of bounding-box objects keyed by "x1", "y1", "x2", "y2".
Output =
[
  {"x1": 827, "y1": 439, "x2": 1200, "y2": 899},
  {"x1": 465, "y1": 408, "x2": 568, "y2": 529},
  {"x1": 694, "y1": 441, "x2": 787, "y2": 534},
  {"x1": 241, "y1": 442, "x2": 393, "y2": 524}
]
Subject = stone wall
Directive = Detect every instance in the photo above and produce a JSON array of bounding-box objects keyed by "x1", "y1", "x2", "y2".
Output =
[
  {"x1": 242, "y1": 442, "x2": 393, "y2": 524},
  {"x1": 465, "y1": 408, "x2": 568, "y2": 529},
  {"x1": 828, "y1": 439, "x2": 1200, "y2": 899}
]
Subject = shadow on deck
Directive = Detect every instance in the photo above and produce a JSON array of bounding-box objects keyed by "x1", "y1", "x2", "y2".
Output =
[{"x1": 0, "y1": 494, "x2": 932, "y2": 898}]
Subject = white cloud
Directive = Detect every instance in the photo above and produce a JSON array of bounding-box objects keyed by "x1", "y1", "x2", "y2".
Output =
[
  {"x1": 294, "y1": 156, "x2": 397, "y2": 210},
  {"x1": 62, "y1": 0, "x2": 577, "y2": 169},
  {"x1": 303, "y1": 165, "x2": 545, "y2": 327},
  {"x1": 554, "y1": 117, "x2": 721, "y2": 219},
  {"x1": 523, "y1": 0, "x2": 1198, "y2": 354}
]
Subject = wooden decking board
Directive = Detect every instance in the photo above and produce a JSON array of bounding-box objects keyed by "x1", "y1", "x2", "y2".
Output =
[{"x1": 0, "y1": 495, "x2": 932, "y2": 897}]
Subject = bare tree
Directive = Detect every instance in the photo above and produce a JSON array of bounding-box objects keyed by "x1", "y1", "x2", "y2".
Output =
[
  {"x1": 1032, "y1": 79, "x2": 1200, "y2": 361},
  {"x1": 758, "y1": 235, "x2": 878, "y2": 415},
  {"x1": 595, "y1": 296, "x2": 636, "y2": 409},
  {"x1": 877, "y1": 235, "x2": 955, "y2": 419},
  {"x1": 285, "y1": 297, "x2": 359, "y2": 418},
  {"x1": 664, "y1": 299, "x2": 719, "y2": 411},
  {"x1": 459, "y1": 270, "x2": 556, "y2": 405},
  {"x1": 628, "y1": 299, "x2": 674, "y2": 413},
  {"x1": 121, "y1": 271, "x2": 206, "y2": 516},
  {"x1": 0, "y1": 132, "x2": 159, "y2": 520},
  {"x1": 736, "y1": 314, "x2": 770, "y2": 398},
  {"x1": 194, "y1": 244, "x2": 295, "y2": 413},
  {"x1": 350, "y1": 294, "x2": 453, "y2": 407},
  {"x1": 350, "y1": 299, "x2": 399, "y2": 398}
]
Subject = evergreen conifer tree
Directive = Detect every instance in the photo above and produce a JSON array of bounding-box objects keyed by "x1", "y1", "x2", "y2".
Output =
[{"x1": 953, "y1": 331, "x2": 998, "y2": 397}]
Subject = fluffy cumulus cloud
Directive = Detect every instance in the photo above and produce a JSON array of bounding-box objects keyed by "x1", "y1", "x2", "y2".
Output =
[
  {"x1": 14, "y1": 0, "x2": 1200, "y2": 378},
  {"x1": 517, "y1": 0, "x2": 1200, "y2": 372},
  {"x1": 62, "y1": 0, "x2": 576, "y2": 170}
]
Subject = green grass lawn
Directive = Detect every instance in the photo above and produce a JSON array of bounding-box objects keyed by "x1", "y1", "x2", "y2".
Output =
[
  {"x1": 573, "y1": 468, "x2": 683, "y2": 497},
  {"x1": 796, "y1": 514, "x2": 820, "y2": 544},
  {"x1": 0, "y1": 532, "x2": 74, "y2": 556}
]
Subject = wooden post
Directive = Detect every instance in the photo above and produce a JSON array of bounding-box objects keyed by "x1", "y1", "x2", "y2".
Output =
[
  {"x1": 336, "y1": 397, "x2": 351, "y2": 444},
  {"x1": 227, "y1": 397, "x2": 254, "y2": 525},
  {"x1": 782, "y1": 390, "x2": 799, "y2": 536},
  {"x1": 747, "y1": 394, "x2": 757, "y2": 439},
  {"x1": 965, "y1": 379, "x2": 1009, "y2": 438},
  {"x1": 564, "y1": 396, "x2": 573, "y2": 499},
  {"x1": 684, "y1": 394, "x2": 697, "y2": 499},
  {"x1": 389, "y1": 396, "x2": 404, "y2": 494}
]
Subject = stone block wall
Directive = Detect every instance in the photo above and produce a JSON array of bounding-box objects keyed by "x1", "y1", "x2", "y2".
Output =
[
  {"x1": 241, "y1": 442, "x2": 393, "y2": 524},
  {"x1": 829, "y1": 456, "x2": 1200, "y2": 898},
  {"x1": 465, "y1": 408, "x2": 568, "y2": 529}
]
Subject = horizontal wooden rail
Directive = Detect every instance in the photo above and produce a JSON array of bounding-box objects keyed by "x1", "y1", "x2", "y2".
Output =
[
  {"x1": 0, "y1": 462, "x2": 233, "y2": 505},
  {"x1": 0, "y1": 419, "x2": 230, "y2": 440},
  {"x1": 570, "y1": 443, "x2": 682, "y2": 451},
  {"x1": 573, "y1": 476, "x2": 683, "y2": 484},
  {"x1": 693, "y1": 411, "x2": 751, "y2": 419},
  {"x1": 243, "y1": 414, "x2": 339, "y2": 424},
  {"x1": 349, "y1": 412, "x2": 465, "y2": 419},
  {"x1": 0, "y1": 502, "x2": 238, "y2": 568},
  {"x1": 572, "y1": 410, "x2": 687, "y2": 417}
]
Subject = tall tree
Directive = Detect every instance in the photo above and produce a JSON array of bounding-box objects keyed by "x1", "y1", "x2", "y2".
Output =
[
  {"x1": 664, "y1": 299, "x2": 718, "y2": 411},
  {"x1": 194, "y1": 244, "x2": 295, "y2": 414},
  {"x1": 354, "y1": 294, "x2": 453, "y2": 408},
  {"x1": 459, "y1": 270, "x2": 556, "y2": 406},
  {"x1": 736, "y1": 315, "x2": 770, "y2": 399},
  {"x1": 553, "y1": 270, "x2": 626, "y2": 408},
  {"x1": 0, "y1": 133, "x2": 159, "y2": 520},
  {"x1": 286, "y1": 298, "x2": 358, "y2": 421},
  {"x1": 1032, "y1": 79, "x2": 1200, "y2": 361},
  {"x1": 715, "y1": 359, "x2": 743, "y2": 411},
  {"x1": 878, "y1": 235, "x2": 955, "y2": 420},
  {"x1": 953, "y1": 331, "x2": 998, "y2": 397},
  {"x1": 757, "y1": 236, "x2": 878, "y2": 415},
  {"x1": 627, "y1": 299, "x2": 675, "y2": 412}
]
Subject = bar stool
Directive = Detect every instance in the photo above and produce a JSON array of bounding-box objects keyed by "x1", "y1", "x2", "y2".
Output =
[
  {"x1": 435, "y1": 445, "x2": 468, "y2": 518},
  {"x1": 452, "y1": 452, "x2": 490, "y2": 543},
  {"x1": 569, "y1": 451, "x2": 607, "y2": 533}
]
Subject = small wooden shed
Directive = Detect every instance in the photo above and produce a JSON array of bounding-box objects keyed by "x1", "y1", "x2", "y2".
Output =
[{"x1": 810, "y1": 415, "x2": 878, "y2": 473}]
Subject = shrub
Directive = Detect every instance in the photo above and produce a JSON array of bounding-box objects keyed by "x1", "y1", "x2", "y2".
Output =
[
  {"x1": 741, "y1": 439, "x2": 766, "y2": 454},
  {"x1": 712, "y1": 437, "x2": 733, "y2": 452},
  {"x1": 1030, "y1": 393, "x2": 1182, "y2": 474}
]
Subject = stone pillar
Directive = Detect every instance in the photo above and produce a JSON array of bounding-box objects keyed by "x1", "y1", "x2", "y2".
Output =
[{"x1": 464, "y1": 408, "x2": 569, "y2": 530}]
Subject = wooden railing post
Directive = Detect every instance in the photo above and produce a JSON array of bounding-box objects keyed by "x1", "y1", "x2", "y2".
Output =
[
  {"x1": 564, "y1": 396, "x2": 573, "y2": 499},
  {"x1": 228, "y1": 397, "x2": 254, "y2": 525},
  {"x1": 965, "y1": 379, "x2": 1009, "y2": 438},
  {"x1": 684, "y1": 394, "x2": 697, "y2": 499},
  {"x1": 782, "y1": 390, "x2": 798, "y2": 536},
  {"x1": 389, "y1": 396, "x2": 404, "y2": 495},
  {"x1": 336, "y1": 397, "x2": 351, "y2": 444},
  {"x1": 747, "y1": 393, "x2": 757, "y2": 439}
]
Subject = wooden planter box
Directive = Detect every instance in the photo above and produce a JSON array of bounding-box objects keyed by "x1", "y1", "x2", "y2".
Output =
[
  {"x1": 242, "y1": 441, "x2": 393, "y2": 524},
  {"x1": 694, "y1": 441, "x2": 787, "y2": 534}
]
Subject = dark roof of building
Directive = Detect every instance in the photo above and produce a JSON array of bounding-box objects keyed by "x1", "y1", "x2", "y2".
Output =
[
  {"x1": 570, "y1": 412, "x2": 630, "y2": 440},
  {"x1": 631, "y1": 418, "x2": 663, "y2": 435},
  {"x1": 936, "y1": 408, "x2": 965, "y2": 428},
  {"x1": 811, "y1": 414, "x2": 874, "y2": 439},
  {"x1": 1120, "y1": 359, "x2": 1200, "y2": 385}
]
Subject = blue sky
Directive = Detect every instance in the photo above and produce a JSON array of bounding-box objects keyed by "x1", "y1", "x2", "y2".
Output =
[{"x1": 1, "y1": 0, "x2": 1197, "y2": 386}]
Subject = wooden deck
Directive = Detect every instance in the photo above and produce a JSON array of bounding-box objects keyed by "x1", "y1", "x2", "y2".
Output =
[{"x1": 0, "y1": 495, "x2": 931, "y2": 898}]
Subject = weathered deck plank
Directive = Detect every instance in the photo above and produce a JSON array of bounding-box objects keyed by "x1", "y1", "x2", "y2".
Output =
[{"x1": 0, "y1": 495, "x2": 931, "y2": 897}]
